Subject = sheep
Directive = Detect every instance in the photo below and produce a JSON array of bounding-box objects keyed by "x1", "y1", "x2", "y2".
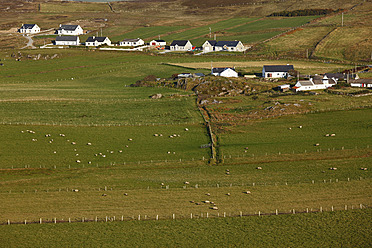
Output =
[
  {"x1": 226, "y1": 172, "x2": 230, "y2": 175},
  {"x1": 45, "y1": 134, "x2": 51, "y2": 137},
  {"x1": 76, "y1": 160, "x2": 81, "y2": 163},
  {"x1": 167, "y1": 151, "x2": 171, "y2": 154},
  {"x1": 314, "y1": 143, "x2": 320, "y2": 146},
  {"x1": 21, "y1": 131, "x2": 24, "y2": 133},
  {"x1": 360, "y1": 168, "x2": 367, "y2": 170},
  {"x1": 94, "y1": 154, "x2": 98, "y2": 156},
  {"x1": 71, "y1": 142, "x2": 76, "y2": 145},
  {"x1": 161, "y1": 183, "x2": 164, "y2": 186},
  {"x1": 128, "y1": 138, "x2": 133, "y2": 141},
  {"x1": 88, "y1": 161, "x2": 91, "y2": 164},
  {"x1": 206, "y1": 193, "x2": 210, "y2": 196},
  {"x1": 325, "y1": 134, "x2": 330, "y2": 137},
  {"x1": 154, "y1": 134, "x2": 159, "y2": 137},
  {"x1": 102, "y1": 194, "x2": 107, "y2": 196},
  {"x1": 87, "y1": 142, "x2": 92, "y2": 146},
  {"x1": 226, "y1": 169, "x2": 230, "y2": 172},
  {"x1": 75, "y1": 154, "x2": 79, "y2": 156},
  {"x1": 256, "y1": 167, "x2": 262, "y2": 170},
  {"x1": 119, "y1": 150, "x2": 123, "y2": 153},
  {"x1": 102, "y1": 155, "x2": 106, "y2": 158},
  {"x1": 159, "y1": 134, "x2": 163, "y2": 137},
  {"x1": 195, "y1": 202, "x2": 201, "y2": 205},
  {"x1": 244, "y1": 147, "x2": 249, "y2": 150},
  {"x1": 32, "y1": 139, "x2": 37, "y2": 142},
  {"x1": 72, "y1": 189, "x2": 79, "y2": 192},
  {"x1": 288, "y1": 127, "x2": 292, "y2": 130},
  {"x1": 331, "y1": 134, "x2": 336, "y2": 137},
  {"x1": 210, "y1": 201, "x2": 214, "y2": 204},
  {"x1": 329, "y1": 167, "x2": 337, "y2": 170},
  {"x1": 190, "y1": 200, "x2": 195, "y2": 203},
  {"x1": 124, "y1": 193, "x2": 128, "y2": 196},
  {"x1": 299, "y1": 126, "x2": 302, "y2": 128},
  {"x1": 185, "y1": 128, "x2": 189, "y2": 131},
  {"x1": 211, "y1": 206, "x2": 218, "y2": 210},
  {"x1": 59, "y1": 134, "x2": 65, "y2": 137},
  {"x1": 204, "y1": 200, "x2": 210, "y2": 203},
  {"x1": 226, "y1": 193, "x2": 231, "y2": 196},
  {"x1": 53, "y1": 151, "x2": 57, "y2": 154},
  {"x1": 125, "y1": 145, "x2": 129, "y2": 148},
  {"x1": 244, "y1": 191, "x2": 251, "y2": 194},
  {"x1": 184, "y1": 181, "x2": 190, "y2": 185},
  {"x1": 110, "y1": 151, "x2": 114, "y2": 154}
]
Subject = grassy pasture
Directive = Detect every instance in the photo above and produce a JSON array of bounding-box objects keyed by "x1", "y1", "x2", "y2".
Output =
[
  {"x1": 40, "y1": 2, "x2": 110, "y2": 13},
  {"x1": 1, "y1": 209, "x2": 370, "y2": 248},
  {"x1": 110, "y1": 26, "x2": 188, "y2": 42}
]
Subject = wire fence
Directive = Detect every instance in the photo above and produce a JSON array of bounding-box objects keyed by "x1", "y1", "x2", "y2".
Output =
[{"x1": 1, "y1": 204, "x2": 369, "y2": 226}]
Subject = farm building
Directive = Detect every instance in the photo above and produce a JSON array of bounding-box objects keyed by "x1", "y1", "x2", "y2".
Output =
[
  {"x1": 55, "y1": 36, "x2": 80, "y2": 46},
  {"x1": 202, "y1": 40, "x2": 217, "y2": 52},
  {"x1": 277, "y1": 84, "x2": 290, "y2": 92},
  {"x1": 262, "y1": 65, "x2": 294, "y2": 78},
  {"x1": 170, "y1": 40, "x2": 193, "y2": 51},
  {"x1": 323, "y1": 73, "x2": 346, "y2": 81},
  {"x1": 19, "y1": 24, "x2": 40, "y2": 34},
  {"x1": 56, "y1": 25, "x2": 83, "y2": 36},
  {"x1": 119, "y1": 38, "x2": 144, "y2": 47},
  {"x1": 150, "y1": 40, "x2": 166, "y2": 46},
  {"x1": 293, "y1": 76, "x2": 336, "y2": 92},
  {"x1": 212, "y1": 67, "x2": 238, "y2": 77},
  {"x1": 85, "y1": 36, "x2": 111, "y2": 47},
  {"x1": 350, "y1": 79, "x2": 372, "y2": 88},
  {"x1": 214, "y1": 41, "x2": 245, "y2": 52}
]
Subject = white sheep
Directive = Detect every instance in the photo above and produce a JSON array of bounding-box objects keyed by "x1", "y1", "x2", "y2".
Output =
[
  {"x1": 184, "y1": 181, "x2": 190, "y2": 185},
  {"x1": 87, "y1": 142, "x2": 92, "y2": 145},
  {"x1": 244, "y1": 191, "x2": 251, "y2": 194},
  {"x1": 331, "y1": 134, "x2": 336, "y2": 137},
  {"x1": 185, "y1": 128, "x2": 189, "y2": 131},
  {"x1": 256, "y1": 167, "x2": 262, "y2": 170},
  {"x1": 128, "y1": 138, "x2": 133, "y2": 141},
  {"x1": 211, "y1": 206, "x2": 218, "y2": 210},
  {"x1": 76, "y1": 160, "x2": 81, "y2": 163}
]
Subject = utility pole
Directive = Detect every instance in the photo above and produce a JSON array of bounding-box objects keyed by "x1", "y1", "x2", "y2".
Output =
[
  {"x1": 341, "y1": 12, "x2": 344, "y2": 27},
  {"x1": 209, "y1": 27, "x2": 211, "y2": 38}
]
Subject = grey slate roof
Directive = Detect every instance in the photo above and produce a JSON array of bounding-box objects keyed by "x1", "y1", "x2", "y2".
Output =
[
  {"x1": 86, "y1": 36, "x2": 108, "y2": 42},
  {"x1": 21, "y1": 24, "x2": 37, "y2": 29},
  {"x1": 154, "y1": 39, "x2": 165, "y2": 42},
  {"x1": 206, "y1": 40, "x2": 217, "y2": 46},
  {"x1": 58, "y1": 25, "x2": 79, "y2": 31},
  {"x1": 324, "y1": 73, "x2": 346, "y2": 80},
  {"x1": 170, "y1": 40, "x2": 189, "y2": 46},
  {"x1": 297, "y1": 80, "x2": 313, "y2": 86},
  {"x1": 263, "y1": 65, "x2": 294, "y2": 72},
  {"x1": 56, "y1": 36, "x2": 79, "y2": 41},
  {"x1": 215, "y1": 41, "x2": 240, "y2": 47}
]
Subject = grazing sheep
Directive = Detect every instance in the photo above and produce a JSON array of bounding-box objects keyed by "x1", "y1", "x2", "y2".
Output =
[
  {"x1": 314, "y1": 143, "x2": 320, "y2": 146},
  {"x1": 110, "y1": 151, "x2": 114, "y2": 154},
  {"x1": 161, "y1": 183, "x2": 164, "y2": 186},
  {"x1": 173, "y1": 152, "x2": 176, "y2": 154},
  {"x1": 76, "y1": 154, "x2": 79, "y2": 156},
  {"x1": 128, "y1": 138, "x2": 133, "y2": 141},
  {"x1": 360, "y1": 168, "x2": 367, "y2": 170},
  {"x1": 71, "y1": 142, "x2": 76, "y2": 145},
  {"x1": 125, "y1": 145, "x2": 129, "y2": 148},
  {"x1": 59, "y1": 134, "x2": 65, "y2": 137},
  {"x1": 331, "y1": 134, "x2": 336, "y2": 137},
  {"x1": 190, "y1": 200, "x2": 194, "y2": 203},
  {"x1": 119, "y1": 150, "x2": 123, "y2": 153},
  {"x1": 154, "y1": 134, "x2": 159, "y2": 137},
  {"x1": 204, "y1": 200, "x2": 210, "y2": 203},
  {"x1": 185, "y1": 128, "x2": 189, "y2": 131},
  {"x1": 329, "y1": 167, "x2": 337, "y2": 170},
  {"x1": 45, "y1": 134, "x2": 51, "y2": 137},
  {"x1": 87, "y1": 143, "x2": 92, "y2": 146},
  {"x1": 211, "y1": 206, "x2": 218, "y2": 210},
  {"x1": 94, "y1": 154, "x2": 98, "y2": 156},
  {"x1": 76, "y1": 160, "x2": 81, "y2": 163},
  {"x1": 124, "y1": 193, "x2": 128, "y2": 196},
  {"x1": 226, "y1": 169, "x2": 230, "y2": 172},
  {"x1": 88, "y1": 161, "x2": 92, "y2": 164},
  {"x1": 244, "y1": 191, "x2": 251, "y2": 194},
  {"x1": 288, "y1": 127, "x2": 292, "y2": 130},
  {"x1": 102, "y1": 194, "x2": 107, "y2": 196},
  {"x1": 167, "y1": 151, "x2": 171, "y2": 154},
  {"x1": 206, "y1": 193, "x2": 210, "y2": 196},
  {"x1": 32, "y1": 139, "x2": 37, "y2": 141},
  {"x1": 195, "y1": 202, "x2": 201, "y2": 205},
  {"x1": 210, "y1": 202, "x2": 214, "y2": 204},
  {"x1": 256, "y1": 167, "x2": 262, "y2": 170},
  {"x1": 21, "y1": 131, "x2": 24, "y2": 133},
  {"x1": 102, "y1": 155, "x2": 106, "y2": 158},
  {"x1": 53, "y1": 151, "x2": 57, "y2": 154},
  {"x1": 226, "y1": 193, "x2": 231, "y2": 196},
  {"x1": 245, "y1": 147, "x2": 249, "y2": 150},
  {"x1": 72, "y1": 189, "x2": 79, "y2": 192},
  {"x1": 226, "y1": 172, "x2": 230, "y2": 175},
  {"x1": 159, "y1": 134, "x2": 163, "y2": 137},
  {"x1": 325, "y1": 134, "x2": 330, "y2": 137},
  {"x1": 299, "y1": 126, "x2": 302, "y2": 128},
  {"x1": 184, "y1": 181, "x2": 190, "y2": 185}
]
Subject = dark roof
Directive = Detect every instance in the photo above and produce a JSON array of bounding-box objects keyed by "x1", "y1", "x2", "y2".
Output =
[
  {"x1": 212, "y1": 67, "x2": 235, "y2": 74},
  {"x1": 21, "y1": 24, "x2": 37, "y2": 29},
  {"x1": 56, "y1": 36, "x2": 79, "y2": 41},
  {"x1": 297, "y1": 80, "x2": 313, "y2": 86},
  {"x1": 154, "y1": 39, "x2": 165, "y2": 42},
  {"x1": 205, "y1": 40, "x2": 217, "y2": 46},
  {"x1": 58, "y1": 25, "x2": 79, "y2": 31},
  {"x1": 170, "y1": 40, "x2": 189, "y2": 46},
  {"x1": 85, "y1": 36, "x2": 108, "y2": 42},
  {"x1": 263, "y1": 65, "x2": 294, "y2": 72},
  {"x1": 312, "y1": 77, "x2": 323, "y2": 85},
  {"x1": 324, "y1": 73, "x2": 346, "y2": 79},
  {"x1": 194, "y1": 73, "x2": 205, "y2": 77},
  {"x1": 215, "y1": 41, "x2": 240, "y2": 47},
  {"x1": 350, "y1": 79, "x2": 372, "y2": 83}
]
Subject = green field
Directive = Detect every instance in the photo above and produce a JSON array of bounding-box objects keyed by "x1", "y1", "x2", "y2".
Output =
[{"x1": 0, "y1": 210, "x2": 370, "y2": 247}]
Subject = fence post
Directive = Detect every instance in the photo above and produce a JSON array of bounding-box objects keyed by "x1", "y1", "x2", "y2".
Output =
[
  {"x1": 156, "y1": 215, "x2": 159, "y2": 220},
  {"x1": 121, "y1": 216, "x2": 124, "y2": 221},
  {"x1": 95, "y1": 216, "x2": 98, "y2": 222},
  {"x1": 293, "y1": 209, "x2": 295, "y2": 214},
  {"x1": 190, "y1": 213, "x2": 193, "y2": 219},
  {"x1": 276, "y1": 209, "x2": 278, "y2": 215},
  {"x1": 206, "y1": 212, "x2": 209, "y2": 218},
  {"x1": 54, "y1": 218, "x2": 57, "y2": 224},
  {"x1": 173, "y1": 214, "x2": 175, "y2": 220},
  {"x1": 306, "y1": 208, "x2": 309, "y2": 213},
  {"x1": 320, "y1": 207, "x2": 323, "y2": 213},
  {"x1": 40, "y1": 218, "x2": 42, "y2": 224},
  {"x1": 138, "y1": 215, "x2": 140, "y2": 221},
  {"x1": 258, "y1": 211, "x2": 261, "y2": 217},
  {"x1": 223, "y1": 212, "x2": 226, "y2": 218},
  {"x1": 7, "y1": 220, "x2": 10, "y2": 225},
  {"x1": 360, "y1": 204, "x2": 363, "y2": 209},
  {"x1": 240, "y1": 211, "x2": 242, "y2": 217},
  {"x1": 69, "y1": 218, "x2": 71, "y2": 223}
]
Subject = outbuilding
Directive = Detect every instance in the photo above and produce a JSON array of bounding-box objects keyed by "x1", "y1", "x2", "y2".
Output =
[
  {"x1": 212, "y1": 68, "x2": 238, "y2": 77},
  {"x1": 150, "y1": 40, "x2": 166, "y2": 46},
  {"x1": 262, "y1": 65, "x2": 294, "y2": 78},
  {"x1": 55, "y1": 36, "x2": 80, "y2": 46}
]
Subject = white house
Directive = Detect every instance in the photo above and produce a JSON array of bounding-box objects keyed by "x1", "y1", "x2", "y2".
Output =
[
  {"x1": 214, "y1": 41, "x2": 245, "y2": 52},
  {"x1": 212, "y1": 68, "x2": 238, "y2": 78},
  {"x1": 150, "y1": 40, "x2": 166, "y2": 46},
  {"x1": 85, "y1": 36, "x2": 111, "y2": 46},
  {"x1": 350, "y1": 79, "x2": 372, "y2": 88},
  {"x1": 170, "y1": 40, "x2": 193, "y2": 51},
  {"x1": 19, "y1": 24, "x2": 40, "y2": 34},
  {"x1": 293, "y1": 77, "x2": 336, "y2": 92},
  {"x1": 262, "y1": 65, "x2": 294, "y2": 78},
  {"x1": 119, "y1": 38, "x2": 144, "y2": 47},
  {"x1": 202, "y1": 40, "x2": 217, "y2": 52},
  {"x1": 55, "y1": 36, "x2": 80, "y2": 46},
  {"x1": 57, "y1": 25, "x2": 83, "y2": 36}
]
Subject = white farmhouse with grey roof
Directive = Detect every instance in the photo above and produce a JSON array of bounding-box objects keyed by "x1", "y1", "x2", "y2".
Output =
[
  {"x1": 57, "y1": 25, "x2": 83, "y2": 36},
  {"x1": 55, "y1": 36, "x2": 80, "y2": 46},
  {"x1": 85, "y1": 36, "x2": 111, "y2": 46},
  {"x1": 170, "y1": 40, "x2": 193, "y2": 51},
  {"x1": 212, "y1": 67, "x2": 238, "y2": 77},
  {"x1": 119, "y1": 38, "x2": 144, "y2": 47},
  {"x1": 214, "y1": 41, "x2": 245, "y2": 52},
  {"x1": 293, "y1": 76, "x2": 336, "y2": 92},
  {"x1": 262, "y1": 65, "x2": 294, "y2": 78},
  {"x1": 19, "y1": 24, "x2": 40, "y2": 34},
  {"x1": 202, "y1": 40, "x2": 217, "y2": 52}
]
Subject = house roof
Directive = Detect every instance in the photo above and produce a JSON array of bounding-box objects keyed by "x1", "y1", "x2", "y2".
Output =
[
  {"x1": 153, "y1": 39, "x2": 165, "y2": 42},
  {"x1": 58, "y1": 25, "x2": 80, "y2": 31},
  {"x1": 194, "y1": 73, "x2": 205, "y2": 77},
  {"x1": 215, "y1": 41, "x2": 240, "y2": 47},
  {"x1": 86, "y1": 36, "x2": 109, "y2": 42},
  {"x1": 297, "y1": 80, "x2": 313, "y2": 86},
  {"x1": 56, "y1": 36, "x2": 79, "y2": 41},
  {"x1": 170, "y1": 40, "x2": 190, "y2": 46},
  {"x1": 205, "y1": 40, "x2": 217, "y2": 46},
  {"x1": 263, "y1": 65, "x2": 294, "y2": 72},
  {"x1": 122, "y1": 38, "x2": 142, "y2": 42},
  {"x1": 21, "y1": 24, "x2": 37, "y2": 29},
  {"x1": 312, "y1": 76, "x2": 323, "y2": 85},
  {"x1": 349, "y1": 78, "x2": 372, "y2": 84},
  {"x1": 324, "y1": 73, "x2": 345, "y2": 80},
  {"x1": 212, "y1": 67, "x2": 235, "y2": 74}
]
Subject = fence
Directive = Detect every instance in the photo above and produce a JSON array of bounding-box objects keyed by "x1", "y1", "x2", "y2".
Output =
[{"x1": 1, "y1": 204, "x2": 368, "y2": 226}]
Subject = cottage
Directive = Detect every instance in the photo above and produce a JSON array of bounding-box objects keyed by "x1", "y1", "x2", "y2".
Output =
[
  {"x1": 214, "y1": 41, "x2": 245, "y2": 52},
  {"x1": 170, "y1": 40, "x2": 193, "y2": 51},
  {"x1": 19, "y1": 24, "x2": 40, "y2": 34},
  {"x1": 350, "y1": 79, "x2": 372, "y2": 88},
  {"x1": 55, "y1": 36, "x2": 80, "y2": 46},
  {"x1": 150, "y1": 40, "x2": 166, "y2": 46},
  {"x1": 212, "y1": 68, "x2": 238, "y2": 78},
  {"x1": 57, "y1": 25, "x2": 83, "y2": 36},
  {"x1": 202, "y1": 40, "x2": 217, "y2": 52},
  {"x1": 85, "y1": 36, "x2": 111, "y2": 47},
  {"x1": 262, "y1": 65, "x2": 294, "y2": 78},
  {"x1": 119, "y1": 38, "x2": 144, "y2": 47},
  {"x1": 293, "y1": 77, "x2": 335, "y2": 92}
]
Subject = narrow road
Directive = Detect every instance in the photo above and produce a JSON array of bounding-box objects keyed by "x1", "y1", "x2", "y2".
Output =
[{"x1": 21, "y1": 35, "x2": 36, "y2": 49}]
